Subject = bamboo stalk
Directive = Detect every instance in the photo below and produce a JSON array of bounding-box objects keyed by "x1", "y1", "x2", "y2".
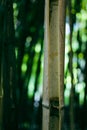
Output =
[
  {"x1": 42, "y1": 1, "x2": 50, "y2": 130},
  {"x1": 58, "y1": 0, "x2": 66, "y2": 130},
  {"x1": 0, "y1": 2, "x2": 3, "y2": 130},
  {"x1": 0, "y1": 64, "x2": 3, "y2": 130},
  {"x1": 2, "y1": 0, "x2": 17, "y2": 129},
  {"x1": 69, "y1": 23, "x2": 75, "y2": 130},
  {"x1": 49, "y1": 0, "x2": 59, "y2": 129},
  {"x1": 42, "y1": 0, "x2": 65, "y2": 130},
  {"x1": 68, "y1": 0, "x2": 75, "y2": 130}
]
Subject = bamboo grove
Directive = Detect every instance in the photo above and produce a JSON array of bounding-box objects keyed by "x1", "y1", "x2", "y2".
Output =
[{"x1": 0, "y1": 0, "x2": 87, "y2": 130}]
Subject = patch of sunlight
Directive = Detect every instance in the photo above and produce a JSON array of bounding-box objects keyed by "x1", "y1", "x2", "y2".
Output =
[
  {"x1": 82, "y1": 43, "x2": 86, "y2": 52},
  {"x1": 67, "y1": 75, "x2": 71, "y2": 82},
  {"x1": 86, "y1": 4, "x2": 87, "y2": 10},
  {"x1": 25, "y1": 36, "x2": 32, "y2": 47},
  {"x1": 73, "y1": 54, "x2": 77, "y2": 63},
  {"x1": 23, "y1": 54, "x2": 29, "y2": 63},
  {"x1": 26, "y1": 36, "x2": 32, "y2": 43},
  {"x1": 66, "y1": 75, "x2": 71, "y2": 89},
  {"x1": 15, "y1": 47, "x2": 18, "y2": 59},
  {"x1": 66, "y1": 82, "x2": 71, "y2": 90},
  {"x1": 65, "y1": 44, "x2": 69, "y2": 54},
  {"x1": 64, "y1": 89, "x2": 70, "y2": 105},
  {"x1": 66, "y1": 23, "x2": 70, "y2": 35},
  {"x1": 82, "y1": 34, "x2": 87, "y2": 42},
  {"x1": 28, "y1": 77, "x2": 35, "y2": 98},
  {"x1": 79, "y1": 59, "x2": 85, "y2": 70},
  {"x1": 72, "y1": 40, "x2": 79, "y2": 52},
  {"x1": 75, "y1": 82, "x2": 85, "y2": 93},
  {"x1": 34, "y1": 101, "x2": 39, "y2": 108},
  {"x1": 38, "y1": 84, "x2": 43, "y2": 96},
  {"x1": 34, "y1": 91, "x2": 40, "y2": 102},
  {"x1": 73, "y1": 68, "x2": 78, "y2": 84},
  {"x1": 21, "y1": 63, "x2": 27, "y2": 73},
  {"x1": 73, "y1": 62, "x2": 77, "y2": 68},
  {"x1": 77, "y1": 10, "x2": 87, "y2": 21},
  {"x1": 78, "y1": 53, "x2": 84, "y2": 59},
  {"x1": 28, "y1": 51, "x2": 43, "y2": 99},
  {"x1": 77, "y1": 68, "x2": 81, "y2": 76},
  {"x1": 35, "y1": 43, "x2": 41, "y2": 53},
  {"x1": 13, "y1": 3, "x2": 19, "y2": 29},
  {"x1": 28, "y1": 53, "x2": 40, "y2": 98},
  {"x1": 82, "y1": 0, "x2": 87, "y2": 9},
  {"x1": 14, "y1": 10, "x2": 18, "y2": 17},
  {"x1": 76, "y1": 13, "x2": 81, "y2": 20},
  {"x1": 65, "y1": 54, "x2": 69, "y2": 71},
  {"x1": 13, "y1": 3, "x2": 17, "y2": 9},
  {"x1": 79, "y1": 74, "x2": 84, "y2": 82},
  {"x1": 81, "y1": 9, "x2": 87, "y2": 20},
  {"x1": 65, "y1": 89, "x2": 70, "y2": 97},
  {"x1": 65, "y1": 35, "x2": 69, "y2": 45},
  {"x1": 79, "y1": 91, "x2": 85, "y2": 106},
  {"x1": 74, "y1": 22, "x2": 79, "y2": 31},
  {"x1": 34, "y1": 86, "x2": 42, "y2": 108}
]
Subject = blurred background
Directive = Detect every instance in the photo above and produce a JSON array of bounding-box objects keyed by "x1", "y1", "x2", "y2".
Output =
[{"x1": 0, "y1": 0, "x2": 87, "y2": 130}]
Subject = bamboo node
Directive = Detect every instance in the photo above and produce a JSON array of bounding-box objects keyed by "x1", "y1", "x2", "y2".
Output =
[
  {"x1": 42, "y1": 102, "x2": 49, "y2": 109},
  {"x1": 42, "y1": 100, "x2": 65, "y2": 117},
  {"x1": 50, "y1": 98, "x2": 64, "y2": 117}
]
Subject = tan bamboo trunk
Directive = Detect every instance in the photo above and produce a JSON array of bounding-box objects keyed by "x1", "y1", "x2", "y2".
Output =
[
  {"x1": 42, "y1": 0, "x2": 65, "y2": 130},
  {"x1": 58, "y1": 0, "x2": 66, "y2": 129}
]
